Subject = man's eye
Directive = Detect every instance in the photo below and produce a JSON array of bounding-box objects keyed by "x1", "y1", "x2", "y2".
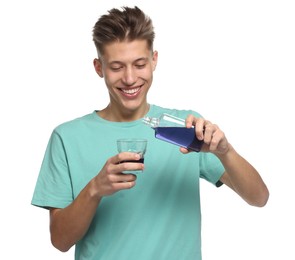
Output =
[
  {"x1": 136, "y1": 64, "x2": 146, "y2": 69},
  {"x1": 110, "y1": 67, "x2": 122, "y2": 71}
]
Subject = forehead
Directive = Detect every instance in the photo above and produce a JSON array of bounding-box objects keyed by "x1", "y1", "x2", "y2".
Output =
[{"x1": 102, "y1": 39, "x2": 151, "y2": 63}]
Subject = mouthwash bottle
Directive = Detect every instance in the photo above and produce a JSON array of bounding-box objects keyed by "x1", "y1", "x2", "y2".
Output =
[{"x1": 143, "y1": 113, "x2": 203, "y2": 152}]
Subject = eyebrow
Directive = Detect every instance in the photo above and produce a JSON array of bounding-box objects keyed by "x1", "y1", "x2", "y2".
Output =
[{"x1": 109, "y1": 57, "x2": 149, "y2": 65}]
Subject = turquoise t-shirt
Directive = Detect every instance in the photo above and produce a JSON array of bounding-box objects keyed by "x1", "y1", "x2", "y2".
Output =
[{"x1": 31, "y1": 104, "x2": 225, "y2": 260}]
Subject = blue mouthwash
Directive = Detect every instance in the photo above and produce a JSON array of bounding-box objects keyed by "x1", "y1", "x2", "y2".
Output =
[{"x1": 143, "y1": 113, "x2": 203, "y2": 152}]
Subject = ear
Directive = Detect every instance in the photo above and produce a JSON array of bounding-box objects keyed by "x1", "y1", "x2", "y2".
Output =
[
  {"x1": 93, "y1": 58, "x2": 104, "y2": 78},
  {"x1": 152, "y1": 51, "x2": 158, "y2": 71}
]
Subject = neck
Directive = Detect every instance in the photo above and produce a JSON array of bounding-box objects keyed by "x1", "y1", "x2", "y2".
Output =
[{"x1": 97, "y1": 103, "x2": 150, "y2": 122}]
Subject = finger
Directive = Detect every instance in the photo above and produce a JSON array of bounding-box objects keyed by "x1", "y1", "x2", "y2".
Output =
[
  {"x1": 185, "y1": 115, "x2": 206, "y2": 140},
  {"x1": 179, "y1": 147, "x2": 190, "y2": 154},
  {"x1": 114, "y1": 152, "x2": 144, "y2": 174},
  {"x1": 116, "y1": 152, "x2": 141, "y2": 164},
  {"x1": 121, "y1": 173, "x2": 137, "y2": 182},
  {"x1": 204, "y1": 124, "x2": 224, "y2": 152},
  {"x1": 194, "y1": 118, "x2": 207, "y2": 140},
  {"x1": 112, "y1": 180, "x2": 137, "y2": 191},
  {"x1": 104, "y1": 153, "x2": 142, "y2": 177},
  {"x1": 97, "y1": 170, "x2": 137, "y2": 195},
  {"x1": 110, "y1": 172, "x2": 137, "y2": 183},
  {"x1": 185, "y1": 114, "x2": 195, "y2": 128},
  {"x1": 209, "y1": 129, "x2": 227, "y2": 152},
  {"x1": 118, "y1": 161, "x2": 145, "y2": 173},
  {"x1": 208, "y1": 132, "x2": 220, "y2": 151},
  {"x1": 203, "y1": 123, "x2": 216, "y2": 144}
]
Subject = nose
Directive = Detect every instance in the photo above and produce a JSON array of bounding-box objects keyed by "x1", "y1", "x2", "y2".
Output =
[{"x1": 122, "y1": 67, "x2": 136, "y2": 86}]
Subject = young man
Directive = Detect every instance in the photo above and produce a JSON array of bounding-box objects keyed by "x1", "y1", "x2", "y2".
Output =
[{"x1": 31, "y1": 6, "x2": 269, "y2": 260}]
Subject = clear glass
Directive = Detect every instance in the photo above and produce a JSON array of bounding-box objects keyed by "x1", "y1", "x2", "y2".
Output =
[{"x1": 117, "y1": 138, "x2": 147, "y2": 174}]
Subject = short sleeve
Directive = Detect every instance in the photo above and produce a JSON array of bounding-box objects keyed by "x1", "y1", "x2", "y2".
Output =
[
  {"x1": 199, "y1": 152, "x2": 225, "y2": 187},
  {"x1": 31, "y1": 130, "x2": 73, "y2": 209}
]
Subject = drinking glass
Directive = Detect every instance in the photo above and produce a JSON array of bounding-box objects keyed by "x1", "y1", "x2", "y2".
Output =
[{"x1": 117, "y1": 138, "x2": 147, "y2": 174}]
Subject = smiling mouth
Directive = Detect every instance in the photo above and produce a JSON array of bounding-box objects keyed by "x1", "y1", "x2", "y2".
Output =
[{"x1": 120, "y1": 87, "x2": 141, "y2": 96}]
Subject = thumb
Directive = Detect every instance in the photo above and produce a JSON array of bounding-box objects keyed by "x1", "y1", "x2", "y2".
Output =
[{"x1": 179, "y1": 147, "x2": 190, "y2": 154}]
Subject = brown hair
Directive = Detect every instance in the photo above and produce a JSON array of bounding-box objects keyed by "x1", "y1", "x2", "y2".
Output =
[{"x1": 92, "y1": 6, "x2": 155, "y2": 56}]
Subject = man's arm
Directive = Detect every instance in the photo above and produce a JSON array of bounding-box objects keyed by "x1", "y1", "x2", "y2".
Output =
[
  {"x1": 181, "y1": 114, "x2": 269, "y2": 207},
  {"x1": 50, "y1": 152, "x2": 141, "y2": 252},
  {"x1": 218, "y1": 145, "x2": 269, "y2": 207}
]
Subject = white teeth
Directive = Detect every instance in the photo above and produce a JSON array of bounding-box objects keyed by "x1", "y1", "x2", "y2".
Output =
[{"x1": 122, "y1": 87, "x2": 140, "y2": 94}]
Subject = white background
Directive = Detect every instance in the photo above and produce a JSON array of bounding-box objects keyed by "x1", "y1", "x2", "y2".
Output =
[{"x1": 1, "y1": 0, "x2": 294, "y2": 259}]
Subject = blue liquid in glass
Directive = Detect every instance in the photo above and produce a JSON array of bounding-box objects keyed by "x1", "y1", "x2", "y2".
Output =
[{"x1": 154, "y1": 127, "x2": 203, "y2": 152}]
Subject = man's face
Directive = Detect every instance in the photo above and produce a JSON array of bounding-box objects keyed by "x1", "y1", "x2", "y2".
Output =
[{"x1": 94, "y1": 39, "x2": 158, "y2": 117}]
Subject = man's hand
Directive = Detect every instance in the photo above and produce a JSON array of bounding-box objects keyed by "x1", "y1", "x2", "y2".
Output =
[
  {"x1": 91, "y1": 152, "x2": 143, "y2": 198},
  {"x1": 180, "y1": 114, "x2": 230, "y2": 155}
]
